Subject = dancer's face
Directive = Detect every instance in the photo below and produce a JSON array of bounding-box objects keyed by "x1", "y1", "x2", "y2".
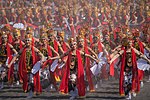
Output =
[
  {"x1": 48, "y1": 34, "x2": 54, "y2": 41},
  {"x1": 93, "y1": 37, "x2": 98, "y2": 43},
  {"x1": 13, "y1": 33, "x2": 19, "y2": 40},
  {"x1": 25, "y1": 38, "x2": 32, "y2": 47},
  {"x1": 129, "y1": 41, "x2": 133, "y2": 47},
  {"x1": 40, "y1": 38, "x2": 47, "y2": 44},
  {"x1": 57, "y1": 36, "x2": 63, "y2": 42},
  {"x1": 70, "y1": 42, "x2": 77, "y2": 50},
  {"x1": 1, "y1": 35, "x2": 7, "y2": 43},
  {"x1": 78, "y1": 39, "x2": 84, "y2": 47}
]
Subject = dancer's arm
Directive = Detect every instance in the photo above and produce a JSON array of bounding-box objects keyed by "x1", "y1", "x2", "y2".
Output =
[
  {"x1": 58, "y1": 42, "x2": 65, "y2": 54},
  {"x1": 88, "y1": 47, "x2": 99, "y2": 60},
  {"x1": 132, "y1": 47, "x2": 150, "y2": 64},
  {"x1": 110, "y1": 45, "x2": 122, "y2": 59},
  {"x1": 101, "y1": 43, "x2": 109, "y2": 56},
  {"x1": 49, "y1": 46, "x2": 60, "y2": 60},
  {"x1": 9, "y1": 44, "x2": 18, "y2": 55},
  {"x1": 80, "y1": 51, "x2": 99, "y2": 63},
  {"x1": 143, "y1": 42, "x2": 150, "y2": 53},
  {"x1": 109, "y1": 50, "x2": 124, "y2": 64},
  {"x1": 34, "y1": 47, "x2": 44, "y2": 63},
  {"x1": 7, "y1": 44, "x2": 18, "y2": 68}
]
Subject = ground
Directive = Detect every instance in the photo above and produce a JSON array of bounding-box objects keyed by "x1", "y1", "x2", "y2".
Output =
[{"x1": 0, "y1": 78, "x2": 150, "y2": 100}]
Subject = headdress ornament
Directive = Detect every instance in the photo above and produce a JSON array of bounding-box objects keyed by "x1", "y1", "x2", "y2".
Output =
[
  {"x1": 68, "y1": 38, "x2": 76, "y2": 44},
  {"x1": 40, "y1": 33, "x2": 48, "y2": 40},
  {"x1": 25, "y1": 34, "x2": 32, "y2": 40},
  {"x1": 0, "y1": 31, "x2": 6, "y2": 37},
  {"x1": 13, "y1": 29, "x2": 20, "y2": 36},
  {"x1": 26, "y1": 27, "x2": 33, "y2": 34},
  {"x1": 57, "y1": 31, "x2": 65, "y2": 39}
]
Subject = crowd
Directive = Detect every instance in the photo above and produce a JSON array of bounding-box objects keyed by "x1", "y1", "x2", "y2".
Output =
[{"x1": 0, "y1": 0, "x2": 150, "y2": 100}]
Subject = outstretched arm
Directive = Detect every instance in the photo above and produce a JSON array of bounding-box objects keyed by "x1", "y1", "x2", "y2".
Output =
[
  {"x1": 110, "y1": 45, "x2": 122, "y2": 58},
  {"x1": 88, "y1": 47, "x2": 99, "y2": 60},
  {"x1": 34, "y1": 47, "x2": 45, "y2": 63},
  {"x1": 58, "y1": 42, "x2": 65, "y2": 54},
  {"x1": 101, "y1": 43, "x2": 109, "y2": 56},
  {"x1": 65, "y1": 42, "x2": 71, "y2": 49},
  {"x1": 143, "y1": 42, "x2": 150, "y2": 53},
  {"x1": 49, "y1": 46, "x2": 60, "y2": 60},
  {"x1": 111, "y1": 45, "x2": 122, "y2": 53},
  {"x1": 9, "y1": 44, "x2": 18, "y2": 55},
  {"x1": 7, "y1": 55, "x2": 18, "y2": 68},
  {"x1": 80, "y1": 51, "x2": 99, "y2": 63},
  {"x1": 110, "y1": 50, "x2": 124, "y2": 64},
  {"x1": 132, "y1": 47, "x2": 150, "y2": 64},
  {"x1": 7, "y1": 44, "x2": 18, "y2": 68},
  {"x1": 59, "y1": 49, "x2": 71, "y2": 59}
]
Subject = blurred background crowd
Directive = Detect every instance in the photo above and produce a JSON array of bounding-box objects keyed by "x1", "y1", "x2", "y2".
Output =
[{"x1": 0, "y1": 0, "x2": 149, "y2": 49}]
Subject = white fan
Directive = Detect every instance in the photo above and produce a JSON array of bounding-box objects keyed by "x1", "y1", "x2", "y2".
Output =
[
  {"x1": 13, "y1": 23, "x2": 24, "y2": 29},
  {"x1": 31, "y1": 61, "x2": 41, "y2": 74},
  {"x1": 50, "y1": 59, "x2": 58, "y2": 72}
]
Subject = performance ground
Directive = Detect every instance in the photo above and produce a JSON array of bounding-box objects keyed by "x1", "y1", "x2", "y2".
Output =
[{"x1": 0, "y1": 77, "x2": 150, "y2": 100}]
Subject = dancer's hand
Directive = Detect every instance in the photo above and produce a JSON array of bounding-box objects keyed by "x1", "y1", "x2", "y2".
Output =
[
  {"x1": 96, "y1": 59, "x2": 100, "y2": 64},
  {"x1": 40, "y1": 61, "x2": 44, "y2": 66},
  {"x1": 7, "y1": 64, "x2": 11, "y2": 69},
  {"x1": 48, "y1": 56, "x2": 51, "y2": 59},
  {"x1": 58, "y1": 59, "x2": 62, "y2": 63}
]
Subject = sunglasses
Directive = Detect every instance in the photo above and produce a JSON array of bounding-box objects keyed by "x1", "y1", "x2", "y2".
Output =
[
  {"x1": 71, "y1": 42, "x2": 77, "y2": 46},
  {"x1": 40, "y1": 38, "x2": 47, "y2": 40},
  {"x1": 48, "y1": 35, "x2": 53, "y2": 37},
  {"x1": 25, "y1": 39, "x2": 31, "y2": 42}
]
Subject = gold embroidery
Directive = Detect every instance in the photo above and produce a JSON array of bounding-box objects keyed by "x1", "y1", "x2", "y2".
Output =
[
  {"x1": 0, "y1": 45, "x2": 7, "y2": 64},
  {"x1": 40, "y1": 48, "x2": 48, "y2": 57},
  {"x1": 26, "y1": 50, "x2": 32, "y2": 72}
]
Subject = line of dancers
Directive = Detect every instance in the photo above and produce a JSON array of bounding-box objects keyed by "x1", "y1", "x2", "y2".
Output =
[{"x1": 0, "y1": 25, "x2": 150, "y2": 99}]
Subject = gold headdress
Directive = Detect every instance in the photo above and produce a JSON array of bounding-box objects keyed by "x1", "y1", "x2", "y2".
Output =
[
  {"x1": 93, "y1": 31, "x2": 100, "y2": 39},
  {"x1": 47, "y1": 29, "x2": 55, "y2": 36},
  {"x1": 40, "y1": 33, "x2": 48, "y2": 40},
  {"x1": 26, "y1": 27, "x2": 33, "y2": 35},
  {"x1": 0, "y1": 31, "x2": 6, "y2": 37},
  {"x1": 2, "y1": 25, "x2": 11, "y2": 32},
  {"x1": 121, "y1": 37, "x2": 129, "y2": 47},
  {"x1": 13, "y1": 29, "x2": 20, "y2": 36},
  {"x1": 79, "y1": 28, "x2": 86, "y2": 36},
  {"x1": 134, "y1": 29, "x2": 140, "y2": 37},
  {"x1": 58, "y1": 31, "x2": 65, "y2": 39},
  {"x1": 25, "y1": 34, "x2": 32, "y2": 40},
  {"x1": 76, "y1": 35, "x2": 84, "y2": 42},
  {"x1": 40, "y1": 27, "x2": 47, "y2": 34},
  {"x1": 68, "y1": 38, "x2": 76, "y2": 44},
  {"x1": 35, "y1": 7, "x2": 39, "y2": 13}
]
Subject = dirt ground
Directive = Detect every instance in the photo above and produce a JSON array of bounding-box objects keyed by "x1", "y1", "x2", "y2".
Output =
[{"x1": 0, "y1": 77, "x2": 149, "y2": 100}]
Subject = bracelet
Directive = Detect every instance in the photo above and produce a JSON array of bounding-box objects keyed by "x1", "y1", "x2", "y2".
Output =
[{"x1": 118, "y1": 52, "x2": 121, "y2": 56}]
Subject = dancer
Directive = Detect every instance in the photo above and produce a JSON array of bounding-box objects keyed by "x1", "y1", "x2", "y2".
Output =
[
  {"x1": 38, "y1": 33, "x2": 60, "y2": 91},
  {"x1": 0, "y1": 31, "x2": 17, "y2": 89},
  {"x1": 59, "y1": 38, "x2": 99, "y2": 99},
  {"x1": 133, "y1": 30, "x2": 150, "y2": 87},
  {"x1": 11, "y1": 29, "x2": 24, "y2": 85},
  {"x1": 77, "y1": 35, "x2": 98, "y2": 92},
  {"x1": 90, "y1": 32, "x2": 109, "y2": 88},
  {"x1": 110, "y1": 37, "x2": 150, "y2": 99},
  {"x1": 8, "y1": 34, "x2": 44, "y2": 98}
]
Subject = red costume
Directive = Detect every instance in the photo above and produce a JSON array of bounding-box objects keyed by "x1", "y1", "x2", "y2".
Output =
[
  {"x1": 18, "y1": 47, "x2": 42, "y2": 93},
  {"x1": 60, "y1": 50, "x2": 85, "y2": 97},
  {"x1": 137, "y1": 41, "x2": 144, "y2": 82},
  {"x1": 119, "y1": 47, "x2": 140, "y2": 96},
  {"x1": 84, "y1": 41, "x2": 94, "y2": 91}
]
